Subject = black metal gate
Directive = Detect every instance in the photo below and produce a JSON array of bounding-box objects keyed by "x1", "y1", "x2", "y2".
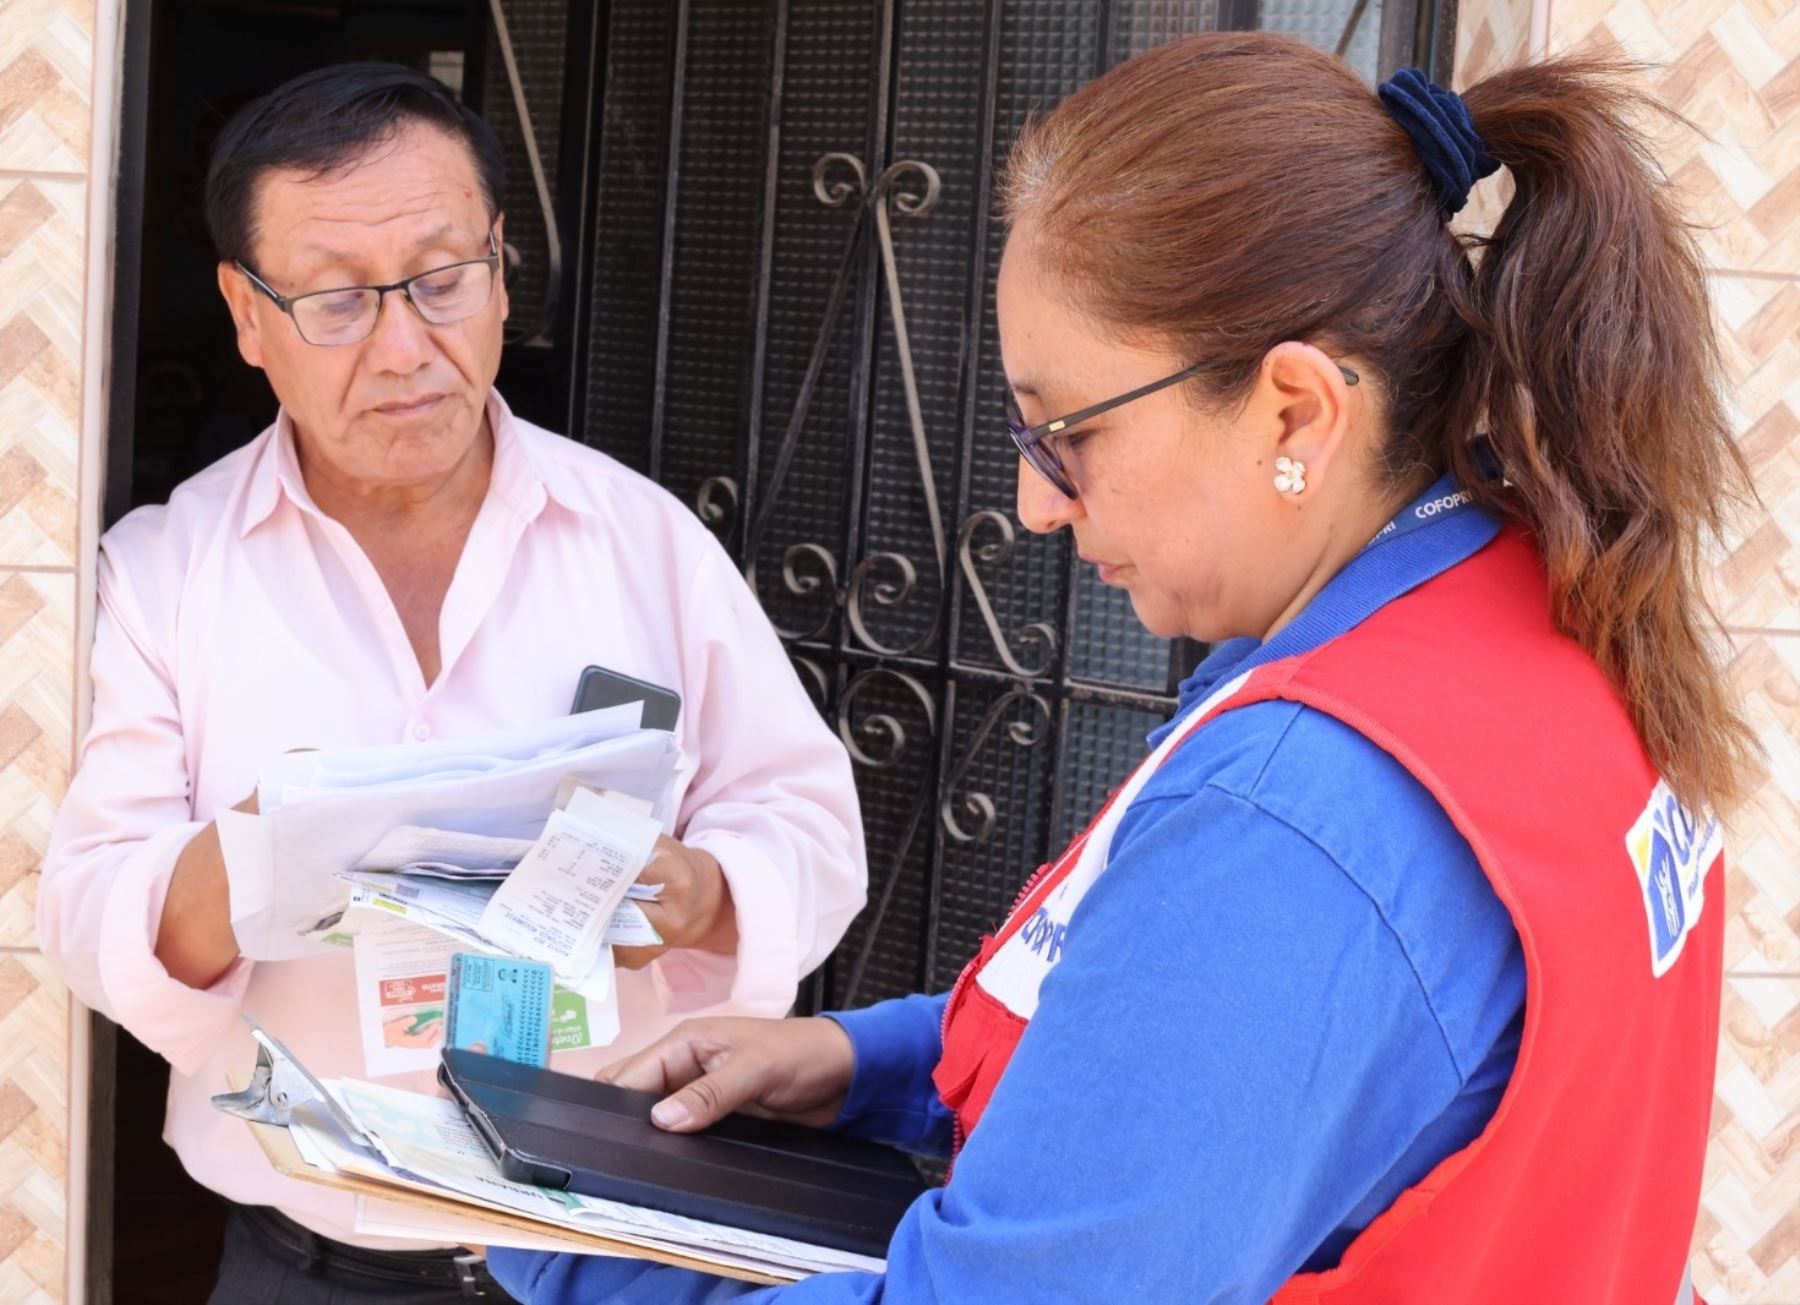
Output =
[{"x1": 477, "y1": 0, "x2": 1454, "y2": 1012}]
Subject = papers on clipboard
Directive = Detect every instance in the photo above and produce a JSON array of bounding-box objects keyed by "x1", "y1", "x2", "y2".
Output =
[
  {"x1": 218, "y1": 704, "x2": 682, "y2": 962},
  {"x1": 229, "y1": 1057, "x2": 886, "y2": 1283}
]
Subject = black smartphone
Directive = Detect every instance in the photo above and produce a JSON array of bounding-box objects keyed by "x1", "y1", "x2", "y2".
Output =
[{"x1": 570, "y1": 664, "x2": 682, "y2": 731}]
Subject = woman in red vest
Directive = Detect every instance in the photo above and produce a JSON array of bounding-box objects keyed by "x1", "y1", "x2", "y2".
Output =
[{"x1": 488, "y1": 34, "x2": 1755, "y2": 1305}]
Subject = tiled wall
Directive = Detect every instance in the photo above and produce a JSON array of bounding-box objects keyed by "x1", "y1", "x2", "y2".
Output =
[
  {"x1": 0, "y1": 0, "x2": 98, "y2": 1299},
  {"x1": 1456, "y1": 0, "x2": 1800, "y2": 1299}
]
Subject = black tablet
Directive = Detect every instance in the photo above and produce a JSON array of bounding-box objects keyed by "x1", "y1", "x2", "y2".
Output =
[{"x1": 439, "y1": 1048, "x2": 928, "y2": 1258}]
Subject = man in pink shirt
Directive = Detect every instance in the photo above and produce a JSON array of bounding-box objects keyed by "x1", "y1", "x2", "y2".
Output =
[{"x1": 38, "y1": 63, "x2": 867, "y2": 1302}]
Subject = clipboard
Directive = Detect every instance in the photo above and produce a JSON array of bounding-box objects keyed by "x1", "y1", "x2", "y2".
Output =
[
  {"x1": 439, "y1": 1048, "x2": 929, "y2": 1259},
  {"x1": 228, "y1": 1072, "x2": 790, "y2": 1285}
]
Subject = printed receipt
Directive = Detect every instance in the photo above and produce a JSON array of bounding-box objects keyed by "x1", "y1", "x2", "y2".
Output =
[{"x1": 476, "y1": 794, "x2": 663, "y2": 981}]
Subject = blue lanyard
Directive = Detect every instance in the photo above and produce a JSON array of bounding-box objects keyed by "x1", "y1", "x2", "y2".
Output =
[{"x1": 1358, "y1": 475, "x2": 1477, "y2": 557}]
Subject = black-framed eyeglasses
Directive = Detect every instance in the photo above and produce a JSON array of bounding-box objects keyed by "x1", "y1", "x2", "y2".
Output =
[
  {"x1": 1005, "y1": 357, "x2": 1360, "y2": 499},
  {"x1": 235, "y1": 231, "x2": 501, "y2": 347}
]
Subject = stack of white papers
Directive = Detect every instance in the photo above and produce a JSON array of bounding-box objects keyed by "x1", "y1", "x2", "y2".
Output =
[
  {"x1": 218, "y1": 705, "x2": 681, "y2": 962},
  {"x1": 286, "y1": 1075, "x2": 885, "y2": 1281}
]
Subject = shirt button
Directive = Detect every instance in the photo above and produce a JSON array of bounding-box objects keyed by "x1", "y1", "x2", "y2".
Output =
[{"x1": 412, "y1": 723, "x2": 432, "y2": 741}]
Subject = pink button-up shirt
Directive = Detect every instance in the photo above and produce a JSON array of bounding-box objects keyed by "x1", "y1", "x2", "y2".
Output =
[{"x1": 39, "y1": 392, "x2": 867, "y2": 1245}]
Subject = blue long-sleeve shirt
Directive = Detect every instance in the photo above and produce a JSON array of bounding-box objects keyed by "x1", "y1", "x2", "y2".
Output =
[{"x1": 490, "y1": 484, "x2": 1525, "y2": 1303}]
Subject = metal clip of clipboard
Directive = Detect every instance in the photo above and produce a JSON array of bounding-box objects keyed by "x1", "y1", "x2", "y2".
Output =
[{"x1": 211, "y1": 1013, "x2": 373, "y2": 1147}]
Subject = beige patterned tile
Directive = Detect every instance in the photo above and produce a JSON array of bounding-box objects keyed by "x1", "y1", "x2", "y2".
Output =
[
  {"x1": 1454, "y1": 0, "x2": 1533, "y2": 84},
  {"x1": 1693, "y1": 976, "x2": 1800, "y2": 1302},
  {"x1": 0, "y1": 1263, "x2": 58, "y2": 1305},
  {"x1": 0, "y1": 953, "x2": 65, "y2": 1304},
  {"x1": 1710, "y1": 634, "x2": 1800, "y2": 976},
  {"x1": 1544, "y1": 0, "x2": 1800, "y2": 277},
  {"x1": 1703, "y1": 275, "x2": 1800, "y2": 628},
  {"x1": 0, "y1": 0, "x2": 95, "y2": 174},
  {"x1": 0, "y1": 176, "x2": 81, "y2": 569},
  {"x1": 0, "y1": 570, "x2": 72, "y2": 948}
]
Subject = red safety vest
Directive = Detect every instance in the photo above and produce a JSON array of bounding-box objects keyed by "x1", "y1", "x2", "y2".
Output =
[{"x1": 933, "y1": 528, "x2": 1721, "y2": 1303}]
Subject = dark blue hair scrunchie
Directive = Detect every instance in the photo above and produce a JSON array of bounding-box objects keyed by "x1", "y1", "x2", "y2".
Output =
[{"x1": 1377, "y1": 68, "x2": 1499, "y2": 216}]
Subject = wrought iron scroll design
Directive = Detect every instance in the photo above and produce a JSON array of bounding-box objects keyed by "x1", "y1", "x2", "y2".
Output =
[
  {"x1": 871, "y1": 160, "x2": 947, "y2": 583},
  {"x1": 742, "y1": 154, "x2": 946, "y2": 652},
  {"x1": 957, "y1": 510, "x2": 1058, "y2": 677},
  {"x1": 777, "y1": 544, "x2": 841, "y2": 642},
  {"x1": 726, "y1": 152, "x2": 1074, "y2": 1008},
  {"x1": 788, "y1": 654, "x2": 830, "y2": 715},
  {"x1": 836, "y1": 666, "x2": 937, "y2": 769},
  {"x1": 845, "y1": 551, "x2": 922, "y2": 655},
  {"x1": 741, "y1": 152, "x2": 870, "y2": 594},
  {"x1": 694, "y1": 475, "x2": 738, "y2": 535},
  {"x1": 834, "y1": 666, "x2": 936, "y2": 1007},
  {"x1": 839, "y1": 675, "x2": 1054, "y2": 1008},
  {"x1": 939, "y1": 688, "x2": 1053, "y2": 846}
]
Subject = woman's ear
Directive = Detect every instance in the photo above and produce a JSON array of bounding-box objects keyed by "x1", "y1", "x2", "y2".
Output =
[{"x1": 1250, "y1": 341, "x2": 1357, "y2": 501}]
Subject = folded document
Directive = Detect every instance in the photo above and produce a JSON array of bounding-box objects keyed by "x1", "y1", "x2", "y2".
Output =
[{"x1": 219, "y1": 704, "x2": 681, "y2": 961}]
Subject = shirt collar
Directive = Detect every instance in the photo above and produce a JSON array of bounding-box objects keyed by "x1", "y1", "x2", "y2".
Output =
[{"x1": 238, "y1": 389, "x2": 593, "y2": 538}]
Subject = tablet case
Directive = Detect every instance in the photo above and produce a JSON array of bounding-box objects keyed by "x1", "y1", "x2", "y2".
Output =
[{"x1": 439, "y1": 1047, "x2": 929, "y2": 1258}]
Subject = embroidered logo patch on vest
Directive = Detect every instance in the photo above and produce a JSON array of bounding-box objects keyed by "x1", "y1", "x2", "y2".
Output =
[{"x1": 1625, "y1": 779, "x2": 1722, "y2": 978}]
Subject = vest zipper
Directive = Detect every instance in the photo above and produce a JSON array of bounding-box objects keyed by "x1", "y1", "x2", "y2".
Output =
[{"x1": 937, "y1": 841, "x2": 1078, "y2": 1173}]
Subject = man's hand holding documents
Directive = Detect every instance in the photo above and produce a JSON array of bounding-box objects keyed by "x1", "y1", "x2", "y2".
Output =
[
  {"x1": 615, "y1": 834, "x2": 738, "y2": 968},
  {"x1": 217, "y1": 703, "x2": 679, "y2": 963}
]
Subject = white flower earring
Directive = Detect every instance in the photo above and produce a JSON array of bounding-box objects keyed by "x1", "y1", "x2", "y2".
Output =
[{"x1": 1274, "y1": 456, "x2": 1307, "y2": 495}]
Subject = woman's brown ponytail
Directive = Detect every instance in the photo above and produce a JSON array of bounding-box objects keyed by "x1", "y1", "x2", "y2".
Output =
[{"x1": 1445, "y1": 61, "x2": 1758, "y2": 812}]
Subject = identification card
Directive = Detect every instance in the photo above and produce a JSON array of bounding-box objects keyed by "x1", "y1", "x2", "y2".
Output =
[{"x1": 446, "y1": 952, "x2": 554, "y2": 1068}]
